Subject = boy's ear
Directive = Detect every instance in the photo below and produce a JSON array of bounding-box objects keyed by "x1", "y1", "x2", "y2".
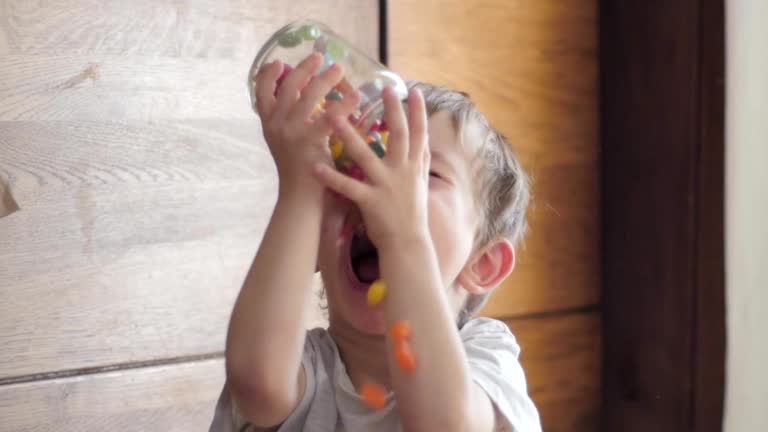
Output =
[{"x1": 458, "y1": 239, "x2": 516, "y2": 295}]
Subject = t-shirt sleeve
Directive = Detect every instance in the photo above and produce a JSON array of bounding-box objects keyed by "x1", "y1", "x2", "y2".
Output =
[
  {"x1": 208, "y1": 330, "x2": 320, "y2": 432},
  {"x1": 461, "y1": 318, "x2": 542, "y2": 432}
]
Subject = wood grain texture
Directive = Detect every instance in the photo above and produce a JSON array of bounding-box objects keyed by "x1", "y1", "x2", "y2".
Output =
[
  {"x1": 388, "y1": 0, "x2": 599, "y2": 317},
  {"x1": 0, "y1": 0, "x2": 378, "y2": 58},
  {"x1": 0, "y1": 0, "x2": 373, "y2": 380},
  {"x1": 692, "y1": 1, "x2": 726, "y2": 430},
  {"x1": 600, "y1": 0, "x2": 725, "y2": 430},
  {"x1": 506, "y1": 312, "x2": 601, "y2": 432},
  {"x1": 0, "y1": 358, "x2": 226, "y2": 432}
]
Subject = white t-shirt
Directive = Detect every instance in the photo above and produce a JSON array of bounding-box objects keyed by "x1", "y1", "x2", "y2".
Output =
[{"x1": 209, "y1": 318, "x2": 541, "y2": 432}]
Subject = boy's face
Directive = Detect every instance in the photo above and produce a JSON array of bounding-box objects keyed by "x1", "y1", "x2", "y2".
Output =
[{"x1": 318, "y1": 111, "x2": 483, "y2": 335}]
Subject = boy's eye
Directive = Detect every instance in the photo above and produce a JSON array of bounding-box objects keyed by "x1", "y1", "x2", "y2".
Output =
[{"x1": 429, "y1": 171, "x2": 442, "y2": 179}]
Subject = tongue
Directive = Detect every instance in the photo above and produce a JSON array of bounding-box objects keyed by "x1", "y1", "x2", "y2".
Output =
[{"x1": 356, "y1": 255, "x2": 380, "y2": 282}]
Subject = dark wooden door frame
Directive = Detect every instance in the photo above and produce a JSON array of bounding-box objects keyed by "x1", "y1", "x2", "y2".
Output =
[{"x1": 600, "y1": 0, "x2": 726, "y2": 431}]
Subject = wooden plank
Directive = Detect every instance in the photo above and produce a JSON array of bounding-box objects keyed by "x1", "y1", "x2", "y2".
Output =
[
  {"x1": 0, "y1": 0, "x2": 379, "y2": 58},
  {"x1": 0, "y1": 179, "x2": 329, "y2": 380},
  {"x1": 505, "y1": 312, "x2": 601, "y2": 432},
  {"x1": 388, "y1": 0, "x2": 599, "y2": 317},
  {"x1": 0, "y1": 120, "x2": 269, "y2": 202},
  {"x1": 600, "y1": 0, "x2": 726, "y2": 430},
  {"x1": 0, "y1": 0, "x2": 372, "y2": 379},
  {"x1": 0, "y1": 314, "x2": 601, "y2": 432},
  {"x1": 0, "y1": 56, "x2": 255, "y2": 122},
  {"x1": 693, "y1": 1, "x2": 726, "y2": 430},
  {"x1": 0, "y1": 358, "x2": 226, "y2": 432}
]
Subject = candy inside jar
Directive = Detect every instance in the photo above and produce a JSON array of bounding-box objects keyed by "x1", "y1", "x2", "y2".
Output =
[{"x1": 248, "y1": 20, "x2": 408, "y2": 175}]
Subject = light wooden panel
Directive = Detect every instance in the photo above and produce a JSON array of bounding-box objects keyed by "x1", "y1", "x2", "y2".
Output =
[
  {"x1": 0, "y1": 0, "x2": 375, "y2": 380},
  {"x1": 389, "y1": 0, "x2": 599, "y2": 317},
  {"x1": 0, "y1": 358, "x2": 225, "y2": 432},
  {"x1": 0, "y1": 0, "x2": 378, "y2": 58},
  {"x1": 507, "y1": 312, "x2": 601, "y2": 432}
]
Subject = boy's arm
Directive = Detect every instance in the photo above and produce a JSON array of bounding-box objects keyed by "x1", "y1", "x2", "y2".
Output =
[
  {"x1": 224, "y1": 53, "x2": 359, "y2": 428},
  {"x1": 311, "y1": 87, "x2": 496, "y2": 431},
  {"x1": 225, "y1": 187, "x2": 321, "y2": 427},
  {"x1": 379, "y1": 237, "x2": 495, "y2": 432}
]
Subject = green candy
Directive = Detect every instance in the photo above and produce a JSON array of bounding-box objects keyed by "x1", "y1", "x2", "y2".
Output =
[
  {"x1": 369, "y1": 140, "x2": 386, "y2": 158},
  {"x1": 325, "y1": 89, "x2": 344, "y2": 101},
  {"x1": 335, "y1": 154, "x2": 353, "y2": 171},
  {"x1": 326, "y1": 39, "x2": 349, "y2": 61},
  {"x1": 277, "y1": 31, "x2": 303, "y2": 48},
  {"x1": 298, "y1": 24, "x2": 321, "y2": 41}
]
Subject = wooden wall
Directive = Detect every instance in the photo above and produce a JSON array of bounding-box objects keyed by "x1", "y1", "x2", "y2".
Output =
[
  {"x1": 0, "y1": 1, "x2": 601, "y2": 430},
  {"x1": 388, "y1": 1, "x2": 600, "y2": 431},
  {"x1": 0, "y1": 1, "x2": 378, "y2": 430}
]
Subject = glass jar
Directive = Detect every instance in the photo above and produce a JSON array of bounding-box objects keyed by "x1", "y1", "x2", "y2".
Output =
[{"x1": 247, "y1": 20, "x2": 408, "y2": 173}]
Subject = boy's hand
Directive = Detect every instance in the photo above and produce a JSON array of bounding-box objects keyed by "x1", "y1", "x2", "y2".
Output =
[
  {"x1": 255, "y1": 53, "x2": 361, "y2": 196},
  {"x1": 311, "y1": 86, "x2": 430, "y2": 250}
]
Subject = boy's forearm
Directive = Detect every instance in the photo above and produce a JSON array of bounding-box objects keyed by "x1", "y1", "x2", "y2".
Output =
[
  {"x1": 226, "y1": 189, "x2": 323, "y2": 394},
  {"x1": 379, "y1": 235, "x2": 479, "y2": 432}
]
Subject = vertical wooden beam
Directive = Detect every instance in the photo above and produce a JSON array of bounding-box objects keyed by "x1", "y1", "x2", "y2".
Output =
[{"x1": 600, "y1": 0, "x2": 725, "y2": 430}]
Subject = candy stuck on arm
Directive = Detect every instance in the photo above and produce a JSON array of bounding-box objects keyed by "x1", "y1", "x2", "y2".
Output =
[
  {"x1": 390, "y1": 321, "x2": 412, "y2": 343},
  {"x1": 360, "y1": 382, "x2": 388, "y2": 411},
  {"x1": 395, "y1": 341, "x2": 417, "y2": 373}
]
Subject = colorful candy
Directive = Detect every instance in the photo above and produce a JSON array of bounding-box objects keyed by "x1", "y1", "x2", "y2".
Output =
[
  {"x1": 389, "y1": 321, "x2": 416, "y2": 373},
  {"x1": 298, "y1": 24, "x2": 320, "y2": 41},
  {"x1": 390, "y1": 321, "x2": 412, "y2": 343},
  {"x1": 325, "y1": 89, "x2": 344, "y2": 101},
  {"x1": 312, "y1": 34, "x2": 329, "y2": 53},
  {"x1": 379, "y1": 131, "x2": 390, "y2": 145},
  {"x1": 348, "y1": 165, "x2": 365, "y2": 182},
  {"x1": 326, "y1": 39, "x2": 349, "y2": 61},
  {"x1": 360, "y1": 382, "x2": 388, "y2": 411},
  {"x1": 367, "y1": 280, "x2": 387, "y2": 306},
  {"x1": 330, "y1": 138, "x2": 344, "y2": 160},
  {"x1": 277, "y1": 31, "x2": 303, "y2": 48},
  {"x1": 395, "y1": 341, "x2": 417, "y2": 373},
  {"x1": 369, "y1": 140, "x2": 386, "y2": 158},
  {"x1": 263, "y1": 25, "x2": 399, "y2": 173}
]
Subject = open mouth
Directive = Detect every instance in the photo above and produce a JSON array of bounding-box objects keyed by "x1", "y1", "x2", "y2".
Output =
[{"x1": 348, "y1": 225, "x2": 380, "y2": 287}]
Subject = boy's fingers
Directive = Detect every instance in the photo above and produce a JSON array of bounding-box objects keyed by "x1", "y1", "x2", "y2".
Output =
[
  {"x1": 312, "y1": 163, "x2": 368, "y2": 203},
  {"x1": 332, "y1": 117, "x2": 386, "y2": 183},
  {"x1": 273, "y1": 53, "x2": 323, "y2": 120},
  {"x1": 255, "y1": 61, "x2": 283, "y2": 116},
  {"x1": 407, "y1": 88, "x2": 429, "y2": 161},
  {"x1": 292, "y1": 64, "x2": 344, "y2": 122},
  {"x1": 311, "y1": 89, "x2": 361, "y2": 136},
  {"x1": 382, "y1": 86, "x2": 409, "y2": 163}
]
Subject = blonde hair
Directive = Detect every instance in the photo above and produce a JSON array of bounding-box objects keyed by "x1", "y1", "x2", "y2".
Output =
[{"x1": 408, "y1": 81, "x2": 531, "y2": 326}]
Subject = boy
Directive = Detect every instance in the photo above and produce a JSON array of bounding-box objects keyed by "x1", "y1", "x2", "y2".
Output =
[{"x1": 210, "y1": 52, "x2": 541, "y2": 431}]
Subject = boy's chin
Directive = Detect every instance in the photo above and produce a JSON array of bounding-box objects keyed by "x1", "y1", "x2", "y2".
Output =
[
  {"x1": 351, "y1": 310, "x2": 386, "y2": 335},
  {"x1": 329, "y1": 296, "x2": 387, "y2": 335}
]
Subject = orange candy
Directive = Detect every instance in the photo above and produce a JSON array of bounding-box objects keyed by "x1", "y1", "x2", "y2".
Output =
[
  {"x1": 395, "y1": 341, "x2": 417, "y2": 373},
  {"x1": 390, "y1": 321, "x2": 412, "y2": 343},
  {"x1": 360, "y1": 382, "x2": 388, "y2": 411}
]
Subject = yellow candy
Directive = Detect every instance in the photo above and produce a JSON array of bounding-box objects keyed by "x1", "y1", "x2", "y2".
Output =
[
  {"x1": 330, "y1": 139, "x2": 344, "y2": 160},
  {"x1": 367, "y1": 280, "x2": 387, "y2": 306},
  {"x1": 312, "y1": 104, "x2": 324, "y2": 117},
  {"x1": 379, "y1": 131, "x2": 389, "y2": 146}
]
